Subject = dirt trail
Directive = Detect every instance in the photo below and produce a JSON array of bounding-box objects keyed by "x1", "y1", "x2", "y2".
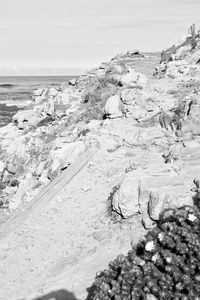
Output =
[
  {"x1": 0, "y1": 141, "x2": 147, "y2": 299},
  {"x1": 0, "y1": 148, "x2": 95, "y2": 241}
]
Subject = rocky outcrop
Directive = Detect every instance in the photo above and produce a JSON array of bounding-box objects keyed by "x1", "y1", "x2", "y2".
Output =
[
  {"x1": 120, "y1": 68, "x2": 147, "y2": 88},
  {"x1": 112, "y1": 174, "x2": 140, "y2": 218},
  {"x1": 110, "y1": 167, "x2": 193, "y2": 226},
  {"x1": 48, "y1": 140, "x2": 86, "y2": 178}
]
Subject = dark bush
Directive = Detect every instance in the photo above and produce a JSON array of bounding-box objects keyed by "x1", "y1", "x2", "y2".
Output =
[{"x1": 87, "y1": 205, "x2": 200, "y2": 299}]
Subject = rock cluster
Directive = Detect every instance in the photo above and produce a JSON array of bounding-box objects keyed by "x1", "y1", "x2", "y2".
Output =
[
  {"x1": 0, "y1": 44, "x2": 199, "y2": 225},
  {"x1": 0, "y1": 51, "x2": 150, "y2": 212}
]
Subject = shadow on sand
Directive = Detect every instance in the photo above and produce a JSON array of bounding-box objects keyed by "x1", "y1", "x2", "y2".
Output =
[{"x1": 33, "y1": 289, "x2": 78, "y2": 300}]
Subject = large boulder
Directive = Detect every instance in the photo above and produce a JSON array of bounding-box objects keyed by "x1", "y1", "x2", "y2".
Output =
[
  {"x1": 120, "y1": 69, "x2": 147, "y2": 88},
  {"x1": 50, "y1": 141, "x2": 86, "y2": 174},
  {"x1": 112, "y1": 173, "x2": 140, "y2": 218},
  {"x1": 124, "y1": 126, "x2": 165, "y2": 146},
  {"x1": 105, "y1": 95, "x2": 123, "y2": 119},
  {"x1": 172, "y1": 45, "x2": 191, "y2": 61},
  {"x1": 139, "y1": 175, "x2": 193, "y2": 222},
  {"x1": 110, "y1": 167, "x2": 193, "y2": 226},
  {"x1": 8, "y1": 173, "x2": 39, "y2": 210}
]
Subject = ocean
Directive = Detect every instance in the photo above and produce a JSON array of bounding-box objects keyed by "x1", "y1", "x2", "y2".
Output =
[{"x1": 0, "y1": 76, "x2": 76, "y2": 127}]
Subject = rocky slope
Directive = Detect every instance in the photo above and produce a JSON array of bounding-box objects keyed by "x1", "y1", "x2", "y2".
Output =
[{"x1": 0, "y1": 38, "x2": 200, "y2": 299}]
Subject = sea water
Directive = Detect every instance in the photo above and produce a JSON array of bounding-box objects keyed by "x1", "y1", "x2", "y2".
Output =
[{"x1": 0, "y1": 76, "x2": 75, "y2": 127}]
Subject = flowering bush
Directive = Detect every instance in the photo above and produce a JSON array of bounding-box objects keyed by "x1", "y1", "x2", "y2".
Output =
[{"x1": 87, "y1": 205, "x2": 200, "y2": 299}]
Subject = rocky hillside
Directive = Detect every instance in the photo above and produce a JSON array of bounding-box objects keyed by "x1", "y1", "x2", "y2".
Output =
[{"x1": 0, "y1": 37, "x2": 200, "y2": 299}]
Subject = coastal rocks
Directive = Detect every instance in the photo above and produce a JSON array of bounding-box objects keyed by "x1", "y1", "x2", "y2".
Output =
[
  {"x1": 33, "y1": 88, "x2": 48, "y2": 104},
  {"x1": 120, "y1": 88, "x2": 138, "y2": 105},
  {"x1": 139, "y1": 175, "x2": 192, "y2": 222},
  {"x1": 99, "y1": 62, "x2": 108, "y2": 70},
  {"x1": 33, "y1": 88, "x2": 48, "y2": 98},
  {"x1": 106, "y1": 64, "x2": 126, "y2": 76},
  {"x1": 108, "y1": 142, "x2": 194, "y2": 225},
  {"x1": 49, "y1": 141, "x2": 86, "y2": 175},
  {"x1": 165, "y1": 61, "x2": 191, "y2": 78},
  {"x1": 127, "y1": 49, "x2": 141, "y2": 56},
  {"x1": 172, "y1": 45, "x2": 191, "y2": 61},
  {"x1": 120, "y1": 69, "x2": 147, "y2": 88},
  {"x1": 120, "y1": 88, "x2": 161, "y2": 120},
  {"x1": 96, "y1": 134, "x2": 121, "y2": 152},
  {"x1": 111, "y1": 174, "x2": 140, "y2": 218},
  {"x1": 48, "y1": 87, "x2": 58, "y2": 98},
  {"x1": 54, "y1": 91, "x2": 82, "y2": 117},
  {"x1": 124, "y1": 126, "x2": 165, "y2": 146},
  {"x1": 13, "y1": 110, "x2": 54, "y2": 130},
  {"x1": 85, "y1": 120, "x2": 102, "y2": 132},
  {"x1": 156, "y1": 35, "x2": 200, "y2": 79},
  {"x1": 8, "y1": 173, "x2": 39, "y2": 210},
  {"x1": 68, "y1": 78, "x2": 76, "y2": 86},
  {"x1": 5, "y1": 155, "x2": 25, "y2": 175},
  {"x1": 104, "y1": 95, "x2": 123, "y2": 119}
]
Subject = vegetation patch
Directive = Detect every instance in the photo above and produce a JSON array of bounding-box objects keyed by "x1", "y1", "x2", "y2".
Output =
[{"x1": 87, "y1": 205, "x2": 200, "y2": 299}]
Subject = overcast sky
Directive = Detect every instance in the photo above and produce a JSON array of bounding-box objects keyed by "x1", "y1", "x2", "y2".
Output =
[{"x1": 0, "y1": 0, "x2": 200, "y2": 74}]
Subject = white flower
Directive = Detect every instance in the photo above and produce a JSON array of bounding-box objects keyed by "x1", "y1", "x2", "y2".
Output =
[
  {"x1": 152, "y1": 253, "x2": 159, "y2": 262},
  {"x1": 166, "y1": 257, "x2": 172, "y2": 263},
  {"x1": 187, "y1": 214, "x2": 197, "y2": 222},
  {"x1": 145, "y1": 241, "x2": 155, "y2": 252},
  {"x1": 158, "y1": 233, "x2": 164, "y2": 241}
]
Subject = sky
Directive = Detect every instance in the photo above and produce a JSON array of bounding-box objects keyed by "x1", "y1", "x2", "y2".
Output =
[{"x1": 0, "y1": 0, "x2": 200, "y2": 75}]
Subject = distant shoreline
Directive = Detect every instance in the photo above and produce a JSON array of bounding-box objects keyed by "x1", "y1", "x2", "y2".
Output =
[{"x1": 0, "y1": 75, "x2": 76, "y2": 127}]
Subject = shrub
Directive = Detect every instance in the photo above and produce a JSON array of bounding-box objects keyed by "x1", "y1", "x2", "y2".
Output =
[
  {"x1": 87, "y1": 205, "x2": 200, "y2": 299},
  {"x1": 77, "y1": 76, "x2": 119, "y2": 121}
]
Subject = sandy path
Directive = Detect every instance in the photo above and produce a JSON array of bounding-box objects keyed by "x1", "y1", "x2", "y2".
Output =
[{"x1": 0, "y1": 145, "x2": 146, "y2": 300}]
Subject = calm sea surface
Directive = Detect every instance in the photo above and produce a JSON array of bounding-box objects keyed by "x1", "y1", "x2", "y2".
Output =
[{"x1": 0, "y1": 76, "x2": 76, "y2": 127}]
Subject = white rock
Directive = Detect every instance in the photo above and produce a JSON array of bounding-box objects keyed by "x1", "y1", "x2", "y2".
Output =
[
  {"x1": 105, "y1": 95, "x2": 123, "y2": 119},
  {"x1": 85, "y1": 120, "x2": 102, "y2": 131},
  {"x1": 48, "y1": 88, "x2": 58, "y2": 98},
  {"x1": 120, "y1": 69, "x2": 147, "y2": 87},
  {"x1": 34, "y1": 95, "x2": 46, "y2": 104},
  {"x1": 9, "y1": 173, "x2": 35, "y2": 210},
  {"x1": 50, "y1": 141, "x2": 86, "y2": 173},
  {"x1": 33, "y1": 88, "x2": 44, "y2": 97}
]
